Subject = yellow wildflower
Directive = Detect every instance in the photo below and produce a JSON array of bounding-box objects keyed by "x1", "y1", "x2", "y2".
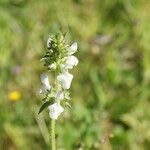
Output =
[{"x1": 8, "y1": 91, "x2": 21, "y2": 101}]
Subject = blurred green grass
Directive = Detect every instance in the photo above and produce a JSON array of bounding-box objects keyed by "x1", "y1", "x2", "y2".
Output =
[{"x1": 0, "y1": 0, "x2": 150, "y2": 149}]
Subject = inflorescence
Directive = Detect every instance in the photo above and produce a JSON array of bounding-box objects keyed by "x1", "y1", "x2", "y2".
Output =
[{"x1": 39, "y1": 32, "x2": 78, "y2": 120}]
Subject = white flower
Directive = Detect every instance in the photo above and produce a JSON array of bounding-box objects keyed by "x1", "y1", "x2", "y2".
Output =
[
  {"x1": 40, "y1": 73, "x2": 51, "y2": 94},
  {"x1": 47, "y1": 37, "x2": 52, "y2": 48},
  {"x1": 68, "y1": 42, "x2": 78, "y2": 55},
  {"x1": 55, "y1": 91, "x2": 64, "y2": 102},
  {"x1": 48, "y1": 63, "x2": 56, "y2": 70},
  {"x1": 48, "y1": 91, "x2": 64, "y2": 119},
  {"x1": 65, "y1": 56, "x2": 79, "y2": 69},
  {"x1": 57, "y1": 72, "x2": 73, "y2": 89},
  {"x1": 48, "y1": 103, "x2": 64, "y2": 120}
]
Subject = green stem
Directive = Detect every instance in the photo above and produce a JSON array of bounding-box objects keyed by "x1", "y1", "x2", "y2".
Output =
[
  {"x1": 50, "y1": 68, "x2": 59, "y2": 150},
  {"x1": 51, "y1": 119, "x2": 56, "y2": 150}
]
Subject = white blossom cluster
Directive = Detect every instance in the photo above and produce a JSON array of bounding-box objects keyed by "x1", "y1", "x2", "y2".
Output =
[{"x1": 39, "y1": 34, "x2": 78, "y2": 120}]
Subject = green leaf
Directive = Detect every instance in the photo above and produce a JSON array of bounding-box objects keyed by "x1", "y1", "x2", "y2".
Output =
[{"x1": 38, "y1": 99, "x2": 55, "y2": 114}]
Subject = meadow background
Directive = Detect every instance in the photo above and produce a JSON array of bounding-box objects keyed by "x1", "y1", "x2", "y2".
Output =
[{"x1": 0, "y1": 0, "x2": 150, "y2": 149}]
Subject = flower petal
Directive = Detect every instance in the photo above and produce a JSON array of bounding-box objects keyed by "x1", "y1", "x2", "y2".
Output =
[
  {"x1": 48, "y1": 103, "x2": 64, "y2": 120},
  {"x1": 68, "y1": 42, "x2": 78, "y2": 55},
  {"x1": 40, "y1": 73, "x2": 51, "y2": 91},
  {"x1": 65, "y1": 56, "x2": 79, "y2": 69},
  {"x1": 57, "y1": 72, "x2": 73, "y2": 89}
]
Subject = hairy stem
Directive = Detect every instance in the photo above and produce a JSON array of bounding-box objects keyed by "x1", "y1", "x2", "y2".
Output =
[{"x1": 51, "y1": 119, "x2": 56, "y2": 150}]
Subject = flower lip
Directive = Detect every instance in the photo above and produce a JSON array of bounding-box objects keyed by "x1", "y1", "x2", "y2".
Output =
[
  {"x1": 48, "y1": 103, "x2": 64, "y2": 120},
  {"x1": 57, "y1": 72, "x2": 73, "y2": 89},
  {"x1": 65, "y1": 56, "x2": 79, "y2": 69}
]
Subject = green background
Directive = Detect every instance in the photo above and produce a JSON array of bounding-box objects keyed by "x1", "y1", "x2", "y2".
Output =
[{"x1": 0, "y1": 0, "x2": 150, "y2": 149}]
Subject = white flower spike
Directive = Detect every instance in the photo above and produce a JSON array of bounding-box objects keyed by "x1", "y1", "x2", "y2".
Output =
[
  {"x1": 57, "y1": 72, "x2": 73, "y2": 89},
  {"x1": 65, "y1": 56, "x2": 79, "y2": 69},
  {"x1": 39, "y1": 33, "x2": 78, "y2": 121},
  {"x1": 68, "y1": 42, "x2": 78, "y2": 55},
  {"x1": 48, "y1": 103, "x2": 64, "y2": 120}
]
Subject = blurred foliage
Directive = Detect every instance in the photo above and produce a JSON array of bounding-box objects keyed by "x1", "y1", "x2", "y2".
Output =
[{"x1": 0, "y1": 0, "x2": 150, "y2": 149}]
